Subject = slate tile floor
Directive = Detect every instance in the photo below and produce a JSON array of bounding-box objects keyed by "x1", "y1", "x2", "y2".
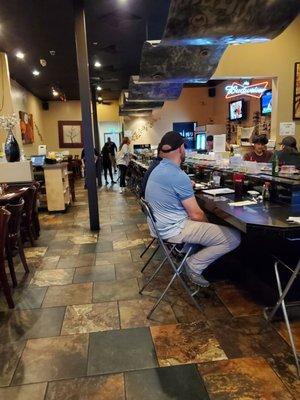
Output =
[{"x1": 0, "y1": 181, "x2": 300, "y2": 399}]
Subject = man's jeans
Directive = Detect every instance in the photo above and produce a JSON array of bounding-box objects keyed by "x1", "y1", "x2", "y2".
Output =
[{"x1": 168, "y1": 219, "x2": 241, "y2": 274}]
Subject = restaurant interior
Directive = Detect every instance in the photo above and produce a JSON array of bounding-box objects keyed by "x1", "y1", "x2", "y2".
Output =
[{"x1": 0, "y1": 1, "x2": 300, "y2": 399}]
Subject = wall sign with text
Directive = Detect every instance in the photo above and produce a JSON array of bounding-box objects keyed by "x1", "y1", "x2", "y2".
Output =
[{"x1": 225, "y1": 81, "x2": 268, "y2": 99}]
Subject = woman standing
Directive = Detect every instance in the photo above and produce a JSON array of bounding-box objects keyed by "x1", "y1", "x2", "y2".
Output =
[
  {"x1": 116, "y1": 137, "x2": 131, "y2": 193},
  {"x1": 101, "y1": 142, "x2": 115, "y2": 185}
]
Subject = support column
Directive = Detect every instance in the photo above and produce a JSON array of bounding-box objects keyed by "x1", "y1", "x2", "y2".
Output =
[
  {"x1": 92, "y1": 87, "x2": 102, "y2": 187},
  {"x1": 74, "y1": 0, "x2": 100, "y2": 231}
]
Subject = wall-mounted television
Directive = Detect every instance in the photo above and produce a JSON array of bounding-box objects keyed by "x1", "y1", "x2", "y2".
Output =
[
  {"x1": 229, "y1": 99, "x2": 247, "y2": 121},
  {"x1": 260, "y1": 89, "x2": 272, "y2": 115},
  {"x1": 173, "y1": 122, "x2": 197, "y2": 150}
]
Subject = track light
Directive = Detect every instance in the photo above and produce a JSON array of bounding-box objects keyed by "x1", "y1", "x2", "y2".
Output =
[
  {"x1": 16, "y1": 51, "x2": 25, "y2": 60},
  {"x1": 96, "y1": 86, "x2": 102, "y2": 91},
  {"x1": 94, "y1": 61, "x2": 101, "y2": 68},
  {"x1": 97, "y1": 96, "x2": 103, "y2": 101},
  {"x1": 32, "y1": 70, "x2": 40, "y2": 76},
  {"x1": 52, "y1": 90, "x2": 59, "y2": 97}
]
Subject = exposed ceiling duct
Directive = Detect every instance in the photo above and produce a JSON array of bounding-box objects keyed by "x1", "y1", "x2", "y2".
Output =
[
  {"x1": 122, "y1": 0, "x2": 300, "y2": 116},
  {"x1": 163, "y1": 0, "x2": 300, "y2": 45},
  {"x1": 127, "y1": 76, "x2": 183, "y2": 101},
  {"x1": 139, "y1": 40, "x2": 226, "y2": 83}
]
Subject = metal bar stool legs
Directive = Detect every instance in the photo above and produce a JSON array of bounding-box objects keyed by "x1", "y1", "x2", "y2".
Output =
[
  {"x1": 140, "y1": 237, "x2": 156, "y2": 258},
  {"x1": 265, "y1": 258, "x2": 300, "y2": 377}
]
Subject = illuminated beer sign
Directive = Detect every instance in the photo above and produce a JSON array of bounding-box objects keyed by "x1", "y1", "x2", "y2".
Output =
[{"x1": 225, "y1": 81, "x2": 268, "y2": 99}]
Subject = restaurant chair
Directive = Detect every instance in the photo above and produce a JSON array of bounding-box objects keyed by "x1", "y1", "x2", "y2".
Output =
[
  {"x1": 5, "y1": 198, "x2": 29, "y2": 287},
  {"x1": 21, "y1": 185, "x2": 37, "y2": 246},
  {"x1": 264, "y1": 250, "x2": 300, "y2": 377},
  {"x1": 0, "y1": 207, "x2": 14, "y2": 308},
  {"x1": 32, "y1": 181, "x2": 41, "y2": 239},
  {"x1": 139, "y1": 198, "x2": 201, "y2": 319}
]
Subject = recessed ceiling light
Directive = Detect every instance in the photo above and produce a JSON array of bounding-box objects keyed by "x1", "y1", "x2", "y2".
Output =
[
  {"x1": 97, "y1": 96, "x2": 103, "y2": 101},
  {"x1": 52, "y1": 90, "x2": 59, "y2": 97},
  {"x1": 32, "y1": 70, "x2": 40, "y2": 76},
  {"x1": 96, "y1": 86, "x2": 102, "y2": 91},
  {"x1": 94, "y1": 61, "x2": 101, "y2": 68},
  {"x1": 16, "y1": 51, "x2": 25, "y2": 60}
]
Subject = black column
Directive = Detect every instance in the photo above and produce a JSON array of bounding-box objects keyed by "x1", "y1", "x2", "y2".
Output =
[
  {"x1": 92, "y1": 87, "x2": 102, "y2": 187},
  {"x1": 74, "y1": 0, "x2": 100, "y2": 231}
]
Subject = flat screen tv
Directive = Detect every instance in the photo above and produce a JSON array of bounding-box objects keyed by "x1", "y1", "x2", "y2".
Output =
[
  {"x1": 173, "y1": 122, "x2": 196, "y2": 150},
  {"x1": 229, "y1": 99, "x2": 246, "y2": 121},
  {"x1": 260, "y1": 89, "x2": 272, "y2": 115}
]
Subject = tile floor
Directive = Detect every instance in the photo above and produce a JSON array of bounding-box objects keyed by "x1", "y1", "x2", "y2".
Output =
[{"x1": 0, "y1": 181, "x2": 300, "y2": 399}]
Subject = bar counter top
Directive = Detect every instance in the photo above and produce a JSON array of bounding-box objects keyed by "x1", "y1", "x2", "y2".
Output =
[{"x1": 195, "y1": 192, "x2": 300, "y2": 236}]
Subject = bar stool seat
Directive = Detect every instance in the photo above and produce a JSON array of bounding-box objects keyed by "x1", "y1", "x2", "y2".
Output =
[{"x1": 139, "y1": 198, "x2": 202, "y2": 319}]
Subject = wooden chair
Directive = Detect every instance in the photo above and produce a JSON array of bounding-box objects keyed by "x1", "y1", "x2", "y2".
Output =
[
  {"x1": 21, "y1": 186, "x2": 37, "y2": 246},
  {"x1": 0, "y1": 207, "x2": 14, "y2": 308},
  {"x1": 5, "y1": 198, "x2": 29, "y2": 287}
]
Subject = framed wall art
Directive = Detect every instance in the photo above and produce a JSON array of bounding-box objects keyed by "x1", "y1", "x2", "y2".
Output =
[
  {"x1": 293, "y1": 62, "x2": 300, "y2": 119},
  {"x1": 19, "y1": 111, "x2": 34, "y2": 144},
  {"x1": 58, "y1": 120, "x2": 83, "y2": 148}
]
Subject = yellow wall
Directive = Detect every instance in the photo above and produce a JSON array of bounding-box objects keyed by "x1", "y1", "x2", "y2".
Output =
[
  {"x1": 96, "y1": 101, "x2": 119, "y2": 122},
  {"x1": 213, "y1": 15, "x2": 300, "y2": 142},
  {"x1": 0, "y1": 53, "x2": 21, "y2": 147},
  {"x1": 10, "y1": 79, "x2": 44, "y2": 156},
  {"x1": 41, "y1": 100, "x2": 82, "y2": 156}
]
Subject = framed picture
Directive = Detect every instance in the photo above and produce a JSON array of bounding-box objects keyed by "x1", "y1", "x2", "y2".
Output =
[
  {"x1": 58, "y1": 121, "x2": 83, "y2": 148},
  {"x1": 19, "y1": 111, "x2": 34, "y2": 144},
  {"x1": 293, "y1": 62, "x2": 300, "y2": 119}
]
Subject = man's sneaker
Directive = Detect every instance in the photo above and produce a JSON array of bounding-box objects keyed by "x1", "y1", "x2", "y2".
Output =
[
  {"x1": 186, "y1": 265, "x2": 210, "y2": 287},
  {"x1": 119, "y1": 188, "x2": 123, "y2": 194}
]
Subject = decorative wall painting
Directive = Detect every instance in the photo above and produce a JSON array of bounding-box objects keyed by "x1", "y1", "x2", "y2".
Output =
[{"x1": 19, "y1": 111, "x2": 34, "y2": 144}]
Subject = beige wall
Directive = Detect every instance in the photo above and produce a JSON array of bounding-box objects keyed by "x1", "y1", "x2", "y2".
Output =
[
  {"x1": 41, "y1": 100, "x2": 82, "y2": 156},
  {"x1": 125, "y1": 87, "x2": 215, "y2": 145},
  {"x1": 10, "y1": 79, "x2": 44, "y2": 156},
  {"x1": 0, "y1": 53, "x2": 21, "y2": 147},
  {"x1": 213, "y1": 15, "x2": 300, "y2": 142}
]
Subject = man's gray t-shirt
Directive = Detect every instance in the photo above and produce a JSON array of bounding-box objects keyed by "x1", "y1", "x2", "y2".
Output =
[{"x1": 145, "y1": 159, "x2": 194, "y2": 239}]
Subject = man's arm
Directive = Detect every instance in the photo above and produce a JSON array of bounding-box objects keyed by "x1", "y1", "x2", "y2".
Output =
[{"x1": 182, "y1": 196, "x2": 207, "y2": 222}]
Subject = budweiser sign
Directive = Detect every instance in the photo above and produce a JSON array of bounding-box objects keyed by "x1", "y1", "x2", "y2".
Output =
[{"x1": 225, "y1": 81, "x2": 268, "y2": 99}]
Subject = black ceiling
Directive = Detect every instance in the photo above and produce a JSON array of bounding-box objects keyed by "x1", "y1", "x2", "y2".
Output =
[{"x1": 0, "y1": 0, "x2": 171, "y2": 101}]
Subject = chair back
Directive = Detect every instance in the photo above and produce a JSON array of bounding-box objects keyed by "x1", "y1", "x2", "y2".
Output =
[
  {"x1": 5, "y1": 198, "x2": 24, "y2": 246},
  {"x1": 23, "y1": 186, "x2": 36, "y2": 223},
  {"x1": 139, "y1": 198, "x2": 166, "y2": 245},
  {"x1": 0, "y1": 208, "x2": 11, "y2": 259}
]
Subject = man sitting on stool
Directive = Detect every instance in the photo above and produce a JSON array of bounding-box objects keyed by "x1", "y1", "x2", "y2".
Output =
[{"x1": 145, "y1": 131, "x2": 241, "y2": 287}]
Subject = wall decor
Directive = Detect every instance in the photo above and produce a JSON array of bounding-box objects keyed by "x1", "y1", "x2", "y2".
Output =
[
  {"x1": 19, "y1": 111, "x2": 34, "y2": 144},
  {"x1": 293, "y1": 62, "x2": 300, "y2": 119},
  {"x1": 58, "y1": 120, "x2": 83, "y2": 148}
]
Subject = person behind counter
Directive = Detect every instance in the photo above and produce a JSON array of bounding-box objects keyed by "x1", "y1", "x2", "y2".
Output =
[
  {"x1": 140, "y1": 142, "x2": 163, "y2": 198},
  {"x1": 244, "y1": 134, "x2": 273, "y2": 163},
  {"x1": 271, "y1": 136, "x2": 300, "y2": 169},
  {"x1": 206, "y1": 135, "x2": 214, "y2": 152},
  {"x1": 145, "y1": 131, "x2": 241, "y2": 288}
]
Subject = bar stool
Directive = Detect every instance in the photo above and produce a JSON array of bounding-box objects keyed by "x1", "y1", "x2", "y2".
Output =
[
  {"x1": 0, "y1": 207, "x2": 14, "y2": 308},
  {"x1": 264, "y1": 248, "x2": 300, "y2": 377},
  {"x1": 6, "y1": 198, "x2": 29, "y2": 287},
  {"x1": 139, "y1": 198, "x2": 201, "y2": 319}
]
